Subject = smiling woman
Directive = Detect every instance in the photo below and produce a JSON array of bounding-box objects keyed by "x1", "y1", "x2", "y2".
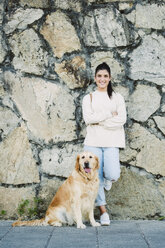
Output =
[
  {"x1": 82, "y1": 62, "x2": 127, "y2": 225},
  {"x1": 95, "y1": 69, "x2": 110, "y2": 91}
]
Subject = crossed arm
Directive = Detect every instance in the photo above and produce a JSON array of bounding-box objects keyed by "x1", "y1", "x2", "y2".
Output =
[{"x1": 82, "y1": 94, "x2": 127, "y2": 129}]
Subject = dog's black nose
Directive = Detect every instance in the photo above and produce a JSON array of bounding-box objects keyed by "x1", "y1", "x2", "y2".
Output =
[{"x1": 84, "y1": 162, "x2": 89, "y2": 168}]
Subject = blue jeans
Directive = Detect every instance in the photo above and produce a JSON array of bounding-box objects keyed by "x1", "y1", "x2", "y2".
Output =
[{"x1": 84, "y1": 146, "x2": 120, "y2": 206}]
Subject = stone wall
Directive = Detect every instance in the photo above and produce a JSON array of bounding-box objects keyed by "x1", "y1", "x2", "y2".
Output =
[{"x1": 0, "y1": 0, "x2": 165, "y2": 220}]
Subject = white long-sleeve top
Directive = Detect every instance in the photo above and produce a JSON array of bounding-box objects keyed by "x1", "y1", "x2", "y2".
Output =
[{"x1": 82, "y1": 90, "x2": 127, "y2": 148}]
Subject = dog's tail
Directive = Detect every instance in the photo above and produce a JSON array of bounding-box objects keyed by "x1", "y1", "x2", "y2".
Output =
[{"x1": 12, "y1": 218, "x2": 46, "y2": 227}]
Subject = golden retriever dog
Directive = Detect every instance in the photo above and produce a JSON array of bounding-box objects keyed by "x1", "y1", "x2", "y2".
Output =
[{"x1": 12, "y1": 152, "x2": 100, "y2": 229}]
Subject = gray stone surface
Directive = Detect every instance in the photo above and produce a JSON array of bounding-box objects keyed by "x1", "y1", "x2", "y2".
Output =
[
  {"x1": 106, "y1": 167, "x2": 165, "y2": 220},
  {"x1": 153, "y1": 116, "x2": 165, "y2": 135},
  {"x1": 0, "y1": 187, "x2": 36, "y2": 219},
  {"x1": 128, "y1": 85, "x2": 161, "y2": 122},
  {"x1": 9, "y1": 29, "x2": 49, "y2": 75},
  {"x1": 128, "y1": 33, "x2": 165, "y2": 85},
  {"x1": 88, "y1": 0, "x2": 134, "y2": 3},
  {"x1": 0, "y1": 0, "x2": 5, "y2": 25},
  {"x1": 0, "y1": 107, "x2": 20, "y2": 139},
  {"x1": 127, "y1": 4, "x2": 165, "y2": 30},
  {"x1": 97, "y1": 221, "x2": 148, "y2": 248},
  {"x1": 0, "y1": 221, "x2": 165, "y2": 248},
  {"x1": 138, "y1": 221, "x2": 165, "y2": 248},
  {"x1": 0, "y1": 223, "x2": 53, "y2": 248},
  {"x1": 40, "y1": 143, "x2": 83, "y2": 177},
  {"x1": 0, "y1": 124, "x2": 40, "y2": 185},
  {"x1": 0, "y1": 31, "x2": 7, "y2": 63},
  {"x1": 48, "y1": 227, "x2": 97, "y2": 248},
  {"x1": 55, "y1": 56, "x2": 87, "y2": 89},
  {"x1": 4, "y1": 8, "x2": 44, "y2": 34},
  {"x1": 81, "y1": 6, "x2": 138, "y2": 47},
  {"x1": 128, "y1": 124, "x2": 165, "y2": 176},
  {"x1": 19, "y1": 0, "x2": 49, "y2": 8},
  {"x1": 4, "y1": 71, "x2": 76, "y2": 143},
  {"x1": 52, "y1": 0, "x2": 83, "y2": 12}
]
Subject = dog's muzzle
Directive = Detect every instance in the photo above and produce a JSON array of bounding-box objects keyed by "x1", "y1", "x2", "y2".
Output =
[{"x1": 84, "y1": 162, "x2": 91, "y2": 173}]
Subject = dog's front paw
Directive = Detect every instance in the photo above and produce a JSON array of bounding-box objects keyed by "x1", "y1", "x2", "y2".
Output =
[
  {"x1": 91, "y1": 221, "x2": 101, "y2": 227},
  {"x1": 77, "y1": 223, "x2": 86, "y2": 229}
]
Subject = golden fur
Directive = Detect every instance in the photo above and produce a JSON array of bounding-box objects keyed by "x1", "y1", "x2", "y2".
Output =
[{"x1": 12, "y1": 152, "x2": 100, "y2": 229}]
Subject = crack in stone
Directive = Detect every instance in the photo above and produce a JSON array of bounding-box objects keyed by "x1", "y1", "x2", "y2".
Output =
[
  {"x1": 0, "y1": 225, "x2": 12, "y2": 242},
  {"x1": 95, "y1": 227, "x2": 100, "y2": 248},
  {"x1": 136, "y1": 223, "x2": 151, "y2": 248},
  {"x1": 44, "y1": 227, "x2": 54, "y2": 248}
]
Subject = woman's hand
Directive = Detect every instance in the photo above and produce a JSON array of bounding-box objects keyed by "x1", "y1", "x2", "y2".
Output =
[{"x1": 112, "y1": 111, "x2": 118, "y2": 117}]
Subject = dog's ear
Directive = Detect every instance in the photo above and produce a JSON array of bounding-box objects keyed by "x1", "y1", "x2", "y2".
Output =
[
  {"x1": 95, "y1": 156, "x2": 99, "y2": 170},
  {"x1": 75, "y1": 155, "x2": 80, "y2": 172}
]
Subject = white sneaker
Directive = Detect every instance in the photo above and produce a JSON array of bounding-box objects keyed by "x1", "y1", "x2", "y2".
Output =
[
  {"x1": 100, "y1": 212, "x2": 110, "y2": 226},
  {"x1": 104, "y1": 179, "x2": 112, "y2": 191}
]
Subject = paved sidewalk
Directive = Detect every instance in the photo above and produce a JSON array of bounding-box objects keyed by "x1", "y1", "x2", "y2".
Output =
[{"x1": 0, "y1": 220, "x2": 165, "y2": 248}]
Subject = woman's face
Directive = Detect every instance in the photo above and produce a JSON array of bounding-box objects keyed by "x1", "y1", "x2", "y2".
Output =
[{"x1": 95, "y1": 69, "x2": 111, "y2": 91}]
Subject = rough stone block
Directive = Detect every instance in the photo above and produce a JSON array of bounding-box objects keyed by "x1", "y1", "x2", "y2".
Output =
[
  {"x1": 0, "y1": 107, "x2": 20, "y2": 140},
  {"x1": 4, "y1": 71, "x2": 76, "y2": 143},
  {"x1": 0, "y1": 124, "x2": 40, "y2": 185},
  {"x1": 0, "y1": 31, "x2": 7, "y2": 63},
  {"x1": 55, "y1": 56, "x2": 87, "y2": 89},
  {"x1": 4, "y1": 8, "x2": 44, "y2": 34},
  {"x1": 128, "y1": 4, "x2": 165, "y2": 30},
  {"x1": 153, "y1": 116, "x2": 165, "y2": 135},
  {"x1": 81, "y1": 7, "x2": 138, "y2": 47},
  {"x1": 128, "y1": 85, "x2": 161, "y2": 122},
  {"x1": 106, "y1": 167, "x2": 165, "y2": 219},
  {"x1": 40, "y1": 143, "x2": 83, "y2": 177},
  {"x1": 0, "y1": 187, "x2": 36, "y2": 219},
  {"x1": 40, "y1": 11, "x2": 81, "y2": 58},
  {"x1": 19, "y1": 0, "x2": 49, "y2": 8},
  {"x1": 129, "y1": 33, "x2": 165, "y2": 85},
  {"x1": 9, "y1": 29, "x2": 49, "y2": 75},
  {"x1": 52, "y1": 0, "x2": 83, "y2": 12},
  {"x1": 128, "y1": 123, "x2": 165, "y2": 176}
]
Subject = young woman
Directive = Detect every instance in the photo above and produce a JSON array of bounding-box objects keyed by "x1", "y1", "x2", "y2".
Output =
[{"x1": 82, "y1": 62, "x2": 126, "y2": 225}]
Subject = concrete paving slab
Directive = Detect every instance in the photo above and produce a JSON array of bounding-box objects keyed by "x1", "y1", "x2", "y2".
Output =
[
  {"x1": 0, "y1": 220, "x2": 165, "y2": 248},
  {"x1": 48, "y1": 227, "x2": 97, "y2": 248},
  {"x1": 0, "y1": 225, "x2": 54, "y2": 248},
  {"x1": 0, "y1": 221, "x2": 13, "y2": 226},
  {"x1": 137, "y1": 221, "x2": 165, "y2": 248},
  {"x1": 98, "y1": 221, "x2": 148, "y2": 248},
  {"x1": 0, "y1": 227, "x2": 12, "y2": 240},
  {"x1": 0, "y1": 221, "x2": 13, "y2": 240}
]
